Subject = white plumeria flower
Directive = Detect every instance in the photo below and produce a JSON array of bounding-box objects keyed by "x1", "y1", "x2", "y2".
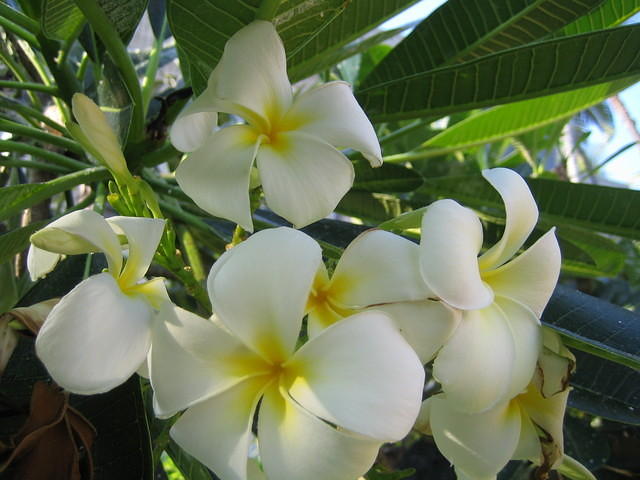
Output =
[
  {"x1": 419, "y1": 168, "x2": 561, "y2": 413},
  {"x1": 28, "y1": 210, "x2": 167, "y2": 394},
  {"x1": 150, "y1": 228, "x2": 424, "y2": 480},
  {"x1": 170, "y1": 21, "x2": 382, "y2": 231},
  {"x1": 306, "y1": 229, "x2": 460, "y2": 363},
  {"x1": 416, "y1": 331, "x2": 594, "y2": 480}
]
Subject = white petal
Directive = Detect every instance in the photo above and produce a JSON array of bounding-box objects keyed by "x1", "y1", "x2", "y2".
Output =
[
  {"x1": 512, "y1": 411, "x2": 542, "y2": 463},
  {"x1": 257, "y1": 131, "x2": 354, "y2": 228},
  {"x1": 419, "y1": 199, "x2": 493, "y2": 310},
  {"x1": 207, "y1": 227, "x2": 321, "y2": 363},
  {"x1": 29, "y1": 210, "x2": 123, "y2": 275},
  {"x1": 433, "y1": 305, "x2": 514, "y2": 413},
  {"x1": 171, "y1": 377, "x2": 267, "y2": 480},
  {"x1": 330, "y1": 229, "x2": 432, "y2": 308},
  {"x1": 27, "y1": 244, "x2": 62, "y2": 280},
  {"x1": 371, "y1": 300, "x2": 461, "y2": 364},
  {"x1": 286, "y1": 82, "x2": 382, "y2": 166},
  {"x1": 498, "y1": 298, "x2": 542, "y2": 399},
  {"x1": 287, "y1": 310, "x2": 424, "y2": 441},
  {"x1": 35, "y1": 273, "x2": 152, "y2": 394},
  {"x1": 106, "y1": 217, "x2": 165, "y2": 287},
  {"x1": 208, "y1": 21, "x2": 292, "y2": 126},
  {"x1": 306, "y1": 304, "x2": 346, "y2": 337},
  {"x1": 483, "y1": 229, "x2": 561, "y2": 318},
  {"x1": 430, "y1": 395, "x2": 521, "y2": 479},
  {"x1": 478, "y1": 168, "x2": 539, "y2": 271},
  {"x1": 259, "y1": 385, "x2": 381, "y2": 480},
  {"x1": 150, "y1": 304, "x2": 268, "y2": 418},
  {"x1": 176, "y1": 125, "x2": 260, "y2": 231},
  {"x1": 169, "y1": 91, "x2": 218, "y2": 152}
]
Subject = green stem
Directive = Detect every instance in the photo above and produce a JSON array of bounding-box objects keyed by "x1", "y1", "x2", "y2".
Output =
[
  {"x1": 76, "y1": 52, "x2": 90, "y2": 80},
  {"x1": 0, "y1": 15, "x2": 40, "y2": 47},
  {"x1": 0, "y1": 140, "x2": 89, "y2": 170},
  {"x1": 0, "y1": 80, "x2": 60, "y2": 96},
  {"x1": 0, "y1": 48, "x2": 42, "y2": 109},
  {"x1": 0, "y1": 4, "x2": 40, "y2": 33},
  {"x1": 141, "y1": 19, "x2": 167, "y2": 116},
  {"x1": 0, "y1": 158, "x2": 70, "y2": 173},
  {"x1": 383, "y1": 148, "x2": 451, "y2": 164},
  {"x1": 0, "y1": 118, "x2": 84, "y2": 154},
  {"x1": 177, "y1": 226, "x2": 206, "y2": 282},
  {"x1": 73, "y1": 0, "x2": 145, "y2": 142},
  {"x1": 255, "y1": 0, "x2": 282, "y2": 20},
  {"x1": 379, "y1": 118, "x2": 432, "y2": 146},
  {"x1": 0, "y1": 94, "x2": 69, "y2": 134}
]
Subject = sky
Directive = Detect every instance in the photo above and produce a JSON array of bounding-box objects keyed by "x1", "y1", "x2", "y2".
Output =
[{"x1": 380, "y1": 0, "x2": 640, "y2": 188}]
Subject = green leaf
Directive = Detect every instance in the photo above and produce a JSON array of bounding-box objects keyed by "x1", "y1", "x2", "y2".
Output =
[
  {"x1": 352, "y1": 161, "x2": 423, "y2": 193},
  {"x1": 166, "y1": 439, "x2": 214, "y2": 480},
  {"x1": 0, "y1": 262, "x2": 18, "y2": 314},
  {"x1": 564, "y1": 416, "x2": 611, "y2": 472},
  {"x1": 569, "y1": 350, "x2": 640, "y2": 425},
  {"x1": 556, "y1": 225, "x2": 626, "y2": 278},
  {"x1": 0, "y1": 220, "x2": 48, "y2": 266},
  {"x1": 362, "y1": 0, "x2": 604, "y2": 89},
  {"x1": 411, "y1": 78, "x2": 636, "y2": 157},
  {"x1": 0, "y1": 167, "x2": 109, "y2": 222},
  {"x1": 41, "y1": 0, "x2": 85, "y2": 41},
  {"x1": 558, "y1": 0, "x2": 640, "y2": 36},
  {"x1": 542, "y1": 285, "x2": 640, "y2": 370},
  {"x1": 357, "y1": 24, "x2": 640, "y2": 122},
  {"x1": 96, "y1": 0, "x2": 149, "y2": 44},
  {"x1": 336, "y1": 191, "x2": 413, "y2": 224},
  {"x1": 286, "y1": 0, "x2": 420, "y2": 82}
]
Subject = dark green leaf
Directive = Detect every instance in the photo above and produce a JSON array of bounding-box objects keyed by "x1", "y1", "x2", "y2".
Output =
[
  {"x1": 569, "y1": 350, "x2": 640, "y2": 425},
  {"x1": 357, "y1": 25, "x2": 640, "y2": 121},
  {"x1": 542, "y1": 285, "x2": 640, "y2": 370},
  {"x1": 166, "y1": 439, "x2": 214, "y2": 480},
  {"x1": 336, "y1": 191, "x2": 413, "y2": 224},
  {"x1": 41, "y1": 0, "x2": 85, "y2": 41},
  {"x1": 353, "y1": 161, "x2": 423, "y2": 193},
  {"x1": 558, "y1": 0, "x2": 640, "y2": 36},
  {"x1": 556, "y1": 225, "x2": 626, "y2": 278},
  {"x1": 0, "y1": 262, "x2": 18, "y2": 314},
  {"x1": 96, "y1": 0, "x2": 149, "y2": 44},
  {"x1": 0, "y1": 167, "x2": 108, "y2": 222},
  {"x1": 0, "y1": 220, "x2": 48, "y2": 267},
  {"x1": 564, "y1": 416, "x2": 611, "y2": 471},
  {"x1": 287, "y1": 0, "x2": 420, "y2": 82},
  {"x1": 363, "y1": 0, "x2": 604, "y2": 89}
]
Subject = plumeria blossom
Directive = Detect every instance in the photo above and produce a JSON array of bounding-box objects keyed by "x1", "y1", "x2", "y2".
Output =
[
  {"x1": 306, "y1": 229, "x2": 460, "y2": 363},
  {"x1": 419, "y1": 168, "x2": 561, "y2": 412},
  {"x1": 170, "y1": 21, "x2": 382, "y2": 231},
  {"x1": 28, "y1": 210, "x2": 167, "y2": 394},
  {"x1": 415, "y1": 331, "x2": 593, "y2": 480},
  {"x1": 150, "y1": 228, "x2": 424, "y2": 480}
]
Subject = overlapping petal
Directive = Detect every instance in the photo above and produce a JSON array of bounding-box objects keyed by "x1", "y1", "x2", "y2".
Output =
[
  {"x1": 150, "y1": 305, "x2": 268, "y2": 418},
  {"x1": 257, "y1": 131, "x2": 354, "y2": 228},
  {"x1": 176, "y1": 125, "x2": 261, "y2": 232},
  {"x1": 478, "y1": 168, "x2": 539, "y2": 271},
  {"x1": 27, "y1": 245, "x2": 62, "y2": 281},
  {"x1": 35, "y1": 273, "x2": 153, "y2": 394},
  {"x1": 484, "y1": 229, "x2": 561, "y2": 317},
  {"x1": 329, "y1": 229, "x2": 432, "y2": 308},
  {"x1": 419, "y1": 199, "x2": 493, "y2": 310},
  {"x1": 29, "y1": 210, "x2": 122, "y2": 275},
  {"x1": 287, "y1": 310, "x2": 424, "y2": 440},
  {"x1": 171, "y1": 377, "x2": 267, "y2": 480},
  {"x1": 429, "y1": 395, "x2": 521, "y2": 480},
  {"x1": 258, "y1": 386, "x2": 381, "y2": 480},
  {"x1": 432, "y1": 304, "x2": 514, "y2": 413},
  {"x1": 169, "y1": 91, "x2": 219, "y2": 152},
  {"x1": 207, "y1": 228, "x2": 321, "y2": 362},
  {"x1": 286, "y1": 81, "x2": 382, "y2": 166}
]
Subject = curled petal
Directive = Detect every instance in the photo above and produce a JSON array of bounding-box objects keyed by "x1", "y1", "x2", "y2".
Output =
[
  {"x1": 27, "y1": 245, "x2": 62, "y2": 281},
  {"x1": 430, "y1": 395, "x2": 521, "y2": 480},
  {"x1": 478, "y1": 168, "x2": 539, "y2": 271},
  {"x1": 208, "y1": 228, "x2": 321, "y2": 363},
  {"x1": 287, "y1": 82, "x2": 382, "y2": 166},
  {"x1": 433, "y1": 305, "x2": 514, "y2": 413},
  {"x1": 176, "y1": 125, "x2": 260, "y2": 231},
  {"x1": 259, "y1": 386, "x2": 381, "y2": 480},
  {"x1": 330, "y1": 229, "x2": 432, "y2": 308},
  {"x1": 483, "y1": 229, "x2": 561, "y2": 317},
  {"x1": 419, "y1": 199, "x2": 493, "y2": 310},
  {"x1": 106, "y1": 217, "x2": 165, "y2": 287},
  {"x1": 169, "y1": 91, "x2": 218, "y2": 152},
  {"x1": 29, "y1": 210, "x2": 122, "y2": 276},
  {"x1": 35, "y1": 273, "x2": 153, "y2": 394},
  {"x1": 287, "y1": 310, "x2": 424, "y2": 441},
  {"x1": 150, "y1": 305, "x2": 268, "y2": 418},
  {"x1": 171, "y1": 377, "x2": 267, "y2": 480},
  {"x1": 208, "y1": 21, "x2": 292, "y2": 128},
  {"x1": 257, "y1": 132, "x2": 354, "y2": 228},
  {"x1": 372, "y1": 300, "x2": 461, "y2": 364},
  {"x1": 512, "y1": 411, "x2": 542, "y2": 463}
]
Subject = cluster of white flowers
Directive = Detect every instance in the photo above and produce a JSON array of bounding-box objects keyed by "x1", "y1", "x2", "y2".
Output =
[{"x1": 26, "y1": 20, "x2": 591, "y2": 480}]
